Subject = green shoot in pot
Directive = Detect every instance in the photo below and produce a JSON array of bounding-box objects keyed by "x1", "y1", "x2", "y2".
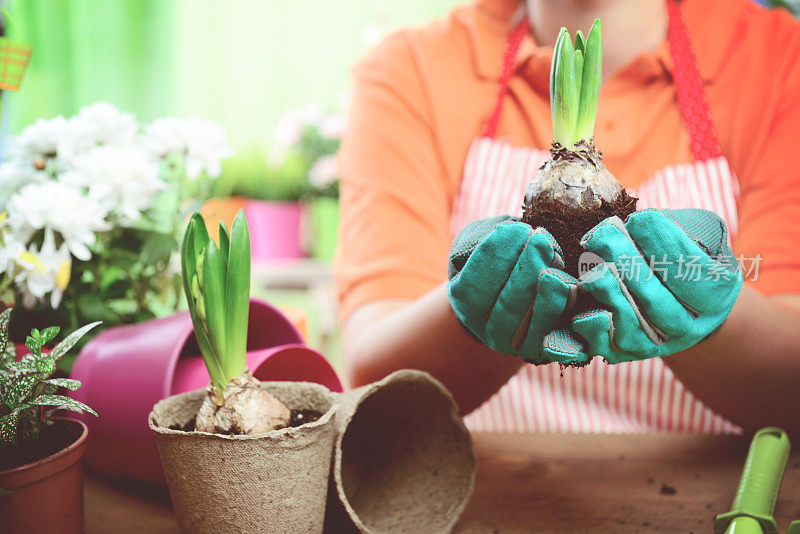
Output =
[
  {"x1": 181, "y1": 211, "x2": 250, "y2": 396},
  {"x1": 180, "y1": 210, "x2": 290, "y2": 435},
  {"x1": 551, "y1": 19, "x2": 602, "y2": 148}
]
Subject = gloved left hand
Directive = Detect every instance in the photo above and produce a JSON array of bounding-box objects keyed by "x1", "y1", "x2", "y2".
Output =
[{"x1": 542, "y1": 208, "x2": 743, "y2": 365}]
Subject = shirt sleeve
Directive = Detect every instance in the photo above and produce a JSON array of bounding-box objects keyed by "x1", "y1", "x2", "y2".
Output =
[
  {"x1": 333, "y1": 32, "x2": 453, "y2": 321},
  {"x1": 732, "y1": 24, "x2": 800, "y2": 296}
]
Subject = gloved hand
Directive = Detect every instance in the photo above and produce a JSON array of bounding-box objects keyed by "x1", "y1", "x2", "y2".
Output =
[
  {"x1": 447, "y1": 215, "x2": 581, "y2": 364},
  {"x1": 542, "y1": 208, "x2": 743, "y2": 365}
]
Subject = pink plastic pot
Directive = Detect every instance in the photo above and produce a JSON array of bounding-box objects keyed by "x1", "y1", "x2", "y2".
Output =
[
  {"x1": 69, "y1": 298, "x2": 342, "y2": 484},
  {"x1": 244, "y1": 199, "x2": 305, "y2": 260},
  {"x1": 172, "y1": 343, "x2": 342, "y2": 396}
]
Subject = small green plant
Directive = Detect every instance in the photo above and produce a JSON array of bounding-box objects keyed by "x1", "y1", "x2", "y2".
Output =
[
  {"x1": 180, "y1": 210, "x2": 290, "y2": 434},
  {"x1": 181, "y1": 210, "x2": 250, "y2": 397},
  {"x1": 0, "y1": 309, "x2": 99, "y2": 447},
  {"x1": 0, "y1": 309, "x2": 99, "y2": 494},
  {"x1": 550, "y1": 19, "x2": 602, "y2": 149}
]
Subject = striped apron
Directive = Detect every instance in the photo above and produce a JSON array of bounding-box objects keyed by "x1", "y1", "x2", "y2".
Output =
[{"x1": 454, "y1": 1, "x2": 741, "y2": 434}]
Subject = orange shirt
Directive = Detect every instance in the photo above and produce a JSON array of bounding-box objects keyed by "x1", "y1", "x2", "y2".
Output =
[{"x1": 335, "y1": 0, "x2": 800, "y2": 321}]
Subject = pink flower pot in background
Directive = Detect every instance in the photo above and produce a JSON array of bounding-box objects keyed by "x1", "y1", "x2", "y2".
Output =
[
  {"x1": 69, "y1": 298, "x2": 342, "y2": 485},
  {"x1": 244, "y1": 199, "x2": 305, "y2": 261}
]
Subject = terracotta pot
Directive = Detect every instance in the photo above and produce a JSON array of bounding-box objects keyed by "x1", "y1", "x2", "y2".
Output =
[
  {"x1": 0, "y1": 418, "x2": 88, "y2": 534},
  {"x1": 150, "y1": 382, "x2": 338, "y2": 534}
]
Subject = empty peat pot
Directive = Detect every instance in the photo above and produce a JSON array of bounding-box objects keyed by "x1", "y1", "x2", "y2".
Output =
[
  {"x1": 332, "y1": 369, "x2": 476, "y2": 533},
  {"x1": 0, "y1": 418, "x2": 88, "y2": 534},
  {"x1": 149, "y1": 381, "x2": 337, "y2": 534}
]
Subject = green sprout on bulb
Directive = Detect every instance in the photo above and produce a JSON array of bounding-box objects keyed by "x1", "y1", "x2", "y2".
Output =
[{"x1": 551, "y1": 19, "x2": 602, "y2": 149}]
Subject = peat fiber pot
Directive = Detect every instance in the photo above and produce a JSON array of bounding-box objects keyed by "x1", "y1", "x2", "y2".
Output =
[
  {"x1": 0, "y1": 418, "x2": 88, "y2": 534},
  {"x1": 149, "y1": 381, "x2": 337, "y2": 534},
  {"x1": 330, "y1": 369, "x2": 476, "y2": 533}
]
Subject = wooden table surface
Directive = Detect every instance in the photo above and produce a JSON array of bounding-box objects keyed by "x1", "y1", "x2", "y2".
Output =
[{"x1": 85, "y1": 432, "x2": 800, "y2": 533}]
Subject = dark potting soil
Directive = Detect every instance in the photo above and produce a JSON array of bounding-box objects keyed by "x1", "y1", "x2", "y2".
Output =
[
  {"x1": 290, "y1": 409, "x2": 322, "y2": 427},
  {"x1": 166, "y1": 409, "x2": 323, "y2": 434},
  {"x1": 522, "y1": 189, "x2": 638, "y2": 278},
  {"x1": 0, "y1": 420, "x2": 80, "y2": 471},
  {"x1": 168, "y1": 419, "x2": 196, "y2": 432}
]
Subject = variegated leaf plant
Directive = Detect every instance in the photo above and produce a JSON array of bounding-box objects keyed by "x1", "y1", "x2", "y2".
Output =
[{"x1": 0, "y1": 308, "x2": 99, "y2": 468}]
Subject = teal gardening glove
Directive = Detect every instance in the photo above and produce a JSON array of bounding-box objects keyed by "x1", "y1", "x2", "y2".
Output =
[
  {"x1": 543, "y1": 208, "x2": 744, "y2": 365},
  {"x1": 447, "y1": 216, "x2": 581, "y2": 364}
]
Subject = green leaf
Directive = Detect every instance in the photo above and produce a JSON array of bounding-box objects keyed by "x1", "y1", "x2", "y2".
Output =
[
  {"x1": 140, "y1": 231, "x2": 178, "y2": 265},
  {"x1": 105, "y1": 298, "x2": 138, "y2": 316},
  {"x1": 0, "y1": 336, "x2": 15, "y2": 368},
  {"x1": 25, "y1": 336, "x2": 42, "y2": 357},
  {"x1": 30, "y1": 395, "x2": 97, "y2": 417},
  {"x1": 574, "y1": 48, "x2": 584, "y2": 106},
  {"x1": 7, "y1": 355, "x2": 36, "y2": 374},
  {"x1": 575, "y1": 18, "x2": 603, "y2": 143},
  {"x1": 0, "y1": 309, "x2": 11, "y2": 357},
  {"x1": 36, "y1": 353, "x2": 56, "y2": 376},
  {"x1": 551, "y1": 27, "x2": 578, "y2": 147},
  {"x1": 191, "y1": 214, "x2": 211, "y2": 261},
  {"x1": 44, "y1": 378, "x2": 81, "y2": 391},
  {"x1": 40, "y1": 326, "x2": 60, "y2": 344},
  {"x1": 5, "y1": 374, "x2": 35, "y2": 410},
  {"x1": 77, "y1": 293, "x2": 121, "y2": 323},
  {"x1": 50, "y1": 322, "x2": 102, "y2": 362},
  {"x1": 218, "y1": 221, "x2": 230, "y2": 266},
  {"x1": 0, "y1": 409, "x2": 23, "y2": 446},
  {"x1": 180, "y1": 215, "x2": 223, "y2": 389},
  {"x1": 224, "y1": 210, "x2": 250, "y2": 380},
  {"x1": 203, "y1": 239, "x2": 229, "y2": 389},
  {"x1": 574, "y1": 29, "x2": 586, "y2": 53}
]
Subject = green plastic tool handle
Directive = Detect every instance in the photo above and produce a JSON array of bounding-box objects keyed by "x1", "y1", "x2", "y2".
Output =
[
  {"x1": 725, "y1": 516, "x2": 765, "y2": 534},
  {"x1": 714, "y1": 427, "x2": 791, "y2": 534}
]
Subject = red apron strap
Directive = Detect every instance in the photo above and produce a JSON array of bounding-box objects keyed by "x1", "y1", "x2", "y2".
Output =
[
  {"x1": 667, "y1": 0, "x2": 723, "y2": 161},
  {"x1": 482, "y1": 18, "x2": 530, "y2": 139},
  {"x1": 484, "y1": 1, "x2": 723, "y2": 162}
]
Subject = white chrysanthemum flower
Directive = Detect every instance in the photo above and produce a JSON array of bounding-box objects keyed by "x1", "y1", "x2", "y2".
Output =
[
  {"x1": 308, "y1": 154, "x2": 338, "y2": 189},
  {"x1": 61, "y1": 144, "x2": 164, "y2": 225},
  {"x1": 57, "y1": 102, "x2": 138, "y2": 166},
  {"x1": 141, "y1": 117, "x2": 232, "y2": 180},
  {"x1": 6, "y1": 181, "x2": 111, "y2": 261},
  {"x1": 0, "y1": 162, "x2": 46, "y2": 206},
  {"x1": 7, "y1": 116, "x2": 69, "y2": 165},
  {"x1": 13, "y1": 228, "x2": 72, "y2": 309}
]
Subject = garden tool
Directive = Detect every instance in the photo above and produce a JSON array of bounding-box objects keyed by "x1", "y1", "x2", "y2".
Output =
[{"x1": 714, "y1": 427, "x2": 791, "y2": 534}]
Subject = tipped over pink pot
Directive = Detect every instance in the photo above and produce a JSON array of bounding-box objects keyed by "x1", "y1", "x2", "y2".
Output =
[{"x1": 69, "y1": 298, "x2": 342, "y2": 484}]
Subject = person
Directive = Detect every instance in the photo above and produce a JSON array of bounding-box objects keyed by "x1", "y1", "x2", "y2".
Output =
[{"x1": 334, "y1": 0, "x2": 800, "y2": 435}]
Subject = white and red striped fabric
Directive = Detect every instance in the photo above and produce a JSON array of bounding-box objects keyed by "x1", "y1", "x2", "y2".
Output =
[{"x1": 455, "y1": 1, "x2": 742, "y2": 434}]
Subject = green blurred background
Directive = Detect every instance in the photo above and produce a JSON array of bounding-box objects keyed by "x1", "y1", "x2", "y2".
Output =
[{"x1": 5, "y1": 0, "x2": 462, "y2": 141}]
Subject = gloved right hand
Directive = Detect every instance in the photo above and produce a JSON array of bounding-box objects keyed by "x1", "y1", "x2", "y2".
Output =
[{"x1": 447, "y1": 215, "x2": 580, "y2": 364}]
